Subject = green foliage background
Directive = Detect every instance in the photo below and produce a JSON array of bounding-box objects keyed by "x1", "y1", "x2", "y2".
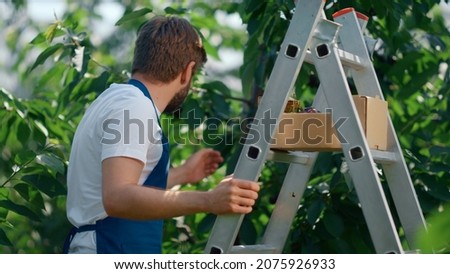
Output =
[{"x1": 0, "y1": 0, "x2": 449, "y2": 253}]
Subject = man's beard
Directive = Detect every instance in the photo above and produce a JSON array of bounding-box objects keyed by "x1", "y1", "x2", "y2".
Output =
[{"x1": 163, "y1": 84, "x2": 190, "y2": 114}]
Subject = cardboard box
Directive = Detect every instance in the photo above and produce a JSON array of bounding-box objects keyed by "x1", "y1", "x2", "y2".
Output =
[
  {"x1": 353, "y1": 95, "x2": 388, "y2": 150},
  {"x1": 271, "y1": 96, "x2": 387, "y2": 151},
  {"x1": 271, "y1": 112, "x2": 341, "y2": 151}
]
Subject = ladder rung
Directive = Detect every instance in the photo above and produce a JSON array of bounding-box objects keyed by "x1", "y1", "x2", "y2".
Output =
[
  {"x1": 269, "y1": 149, "x2": 397, "y2": 165},
  {"x1": 230, "y1": 244, "x2": 277, "y2": 254},
  {"x1": 371, "y1": 150, "x2": 397, "y2": 164},
  {"x1": 305, "y1": 48, "x2": 364, "y2": 70},
  {"x1": 267, "y1": 150, "x2": 311, "y2": 165}
]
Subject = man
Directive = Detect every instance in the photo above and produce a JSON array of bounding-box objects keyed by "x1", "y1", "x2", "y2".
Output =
[{"x1": 65, "y1": 15, "x2": 260, "y2": 254}]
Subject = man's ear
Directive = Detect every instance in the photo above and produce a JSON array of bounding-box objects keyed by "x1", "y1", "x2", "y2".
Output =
[{"x1": 180, "y1": 61, "x2": 196, "y2": 85}]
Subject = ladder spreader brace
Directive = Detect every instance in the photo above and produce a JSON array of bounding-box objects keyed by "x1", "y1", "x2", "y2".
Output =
[{"x1": 205, "y1": 0, "x2": 427, "y2": 254}]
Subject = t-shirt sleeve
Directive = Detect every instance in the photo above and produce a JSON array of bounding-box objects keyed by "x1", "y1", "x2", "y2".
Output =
[{"x1": 100, "y1": 95, "x2": 161, "y2": 164}]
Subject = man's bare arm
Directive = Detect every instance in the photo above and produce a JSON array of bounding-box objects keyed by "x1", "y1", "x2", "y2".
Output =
[{"x1": 102, "y1": 156, "x2": 259, "y2": 220}]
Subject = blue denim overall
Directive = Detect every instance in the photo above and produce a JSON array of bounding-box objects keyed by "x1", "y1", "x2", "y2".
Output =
[{"x1": 64, "y1": 79, "x2": 169, "y2": 254}]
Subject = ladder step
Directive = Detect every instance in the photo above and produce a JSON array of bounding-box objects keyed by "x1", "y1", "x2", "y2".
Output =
[
  {"x1": 269, "y1": 149, "x2": 397, "y2": 165},
  {"x1": 371, "y1": 150, "x2": 397, "y2": 164},
  {"x1": 230, "y1": 244, "x2": 277, "y2": 254},
  {"x1": 267, "y1": 150, "x2": 311, "y2": 165},
  {"x1": 305, "y1": 48, "x2": 364, "y2": 70}
]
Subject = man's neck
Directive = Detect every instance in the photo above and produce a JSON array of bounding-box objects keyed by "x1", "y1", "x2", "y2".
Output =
[{"x1": 131, "y1": 73, "x2": 178, "y2": 113}]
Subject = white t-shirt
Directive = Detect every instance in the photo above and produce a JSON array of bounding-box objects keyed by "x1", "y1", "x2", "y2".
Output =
[{"x1": 66, "y1": 83, "x2": 164, "y2": 253}]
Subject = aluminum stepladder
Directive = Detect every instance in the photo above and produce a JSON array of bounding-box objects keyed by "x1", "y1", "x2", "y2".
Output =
[{"x1": 205, "y1": 0, "x2": 427, "y2": 254}]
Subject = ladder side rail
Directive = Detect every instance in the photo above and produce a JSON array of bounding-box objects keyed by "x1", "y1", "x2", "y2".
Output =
[
  {"x1": 332, "y1": 9, "x2": 383, "y2": 99},
  {"x1": 204, "y1": 0, "x2": 326, "y2": 254},
  {"x1": 333, "y1": 10, "x2": 427, "y2": 249},
  {"x1": 310, "y1": 20, "x2": 403, "y2": 253},
  {"x1": 261, "y1": 152, "x2": 318, "y2": 253}
]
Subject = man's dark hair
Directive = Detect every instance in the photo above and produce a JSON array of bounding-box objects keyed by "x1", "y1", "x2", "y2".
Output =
[{"x1": 132, "y1": 16, "x2": 207, "y2": 83}]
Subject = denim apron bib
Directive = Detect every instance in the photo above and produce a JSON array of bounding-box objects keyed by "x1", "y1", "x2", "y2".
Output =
[{"x1": 64, "y1": 79, "x2": 169, "y2": 254}]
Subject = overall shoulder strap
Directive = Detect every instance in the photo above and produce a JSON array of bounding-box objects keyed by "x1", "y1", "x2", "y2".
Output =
[{"x1": 128, "y1": 79, "x2": 161, "y2": 125}]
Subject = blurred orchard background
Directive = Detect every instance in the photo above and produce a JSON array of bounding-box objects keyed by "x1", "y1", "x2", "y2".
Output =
[{"x1": 0, "y1": 0, "x2": 449, "y2": 253}]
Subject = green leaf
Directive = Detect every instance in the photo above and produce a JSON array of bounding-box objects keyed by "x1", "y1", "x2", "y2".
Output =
[
  {"x1": 244, "y1": 0, "x2": 266, "y2": 16},
  {"x1": 209, "y1": 92, "x2": 230, "y2": 118},
  {"x1": 44, "y1": 116, "x2": 67, "y2": 141},
  {"x1": 16, "y1": 119, "x2": 31, "y2": 144},
  {"x1": 33, "y1": 61, "x2": 65, "y2": 90},
  {"x1": 32, "y1": 120, "x2": 48, "y2": 148},
  {"x1": 180, "y1": 97, "x2": 204, "y2": 129},
  {"x1": 323, "y1": 211, "x2": 345, "y2": 238},
  {"x1": 0, "y1": 228, "x2": 13, "y2": 247},
  {"x1": 427, "y1": 179, "x2": 450, "y2": 202},
  {"x1": 1, "y1": 87, "x2": 13, "y2": 99},
  {"x1": 14, "y1": 150, "x2": 36, "y2": 165},
  {"x1": 30, "y1": 33, "x2": 46, "y2": 45},
  {"x1": 0, "y1": 114, "x2": 11, "y2": 143},
  {"x1": 115, "y1": 8, "x2": 152, "y2": 26},
  {"x1": 164, "y1": 7, "x2": 188, "y2": 15},
  {"x1": 0, "y1": 200, "x2": 40, "y2": 221},
  {"x1": 13, "y1": 183, "x2": 47, "y2": 213},
  {"x1": 19, "y1": 164, "x2": 47, "y2": 177},
  {"x1": 202, "y1": 81, "x2": 231, "y2": 96},
  {"x1": 44, "y1": 22, "x2": 60, "y2": 42},
  {"x1": 0, "y1": 205, "x2": 8, "y2": 220},
  {"x1": 240, "y1": 52, "x2": 258, "y2": 96},
  {"x1": 36, "y1": 153, "x2": 65, "y2": 175},
  {"x1": 5, "y1": 116, "x2": 22, "y2": 151},
  {"x1": 13, "y1": 183, "x2": 30, "y2": 200},
  {"x1": 22, "y1": 174, "x2": 66, "y2": 198},
  {"x1": 307, "y1": 199, "x2": 324, "y2": 225},
  {"x1": 29, "y1": 43, "x2": 64, "y2": 72},
  {"x1": 87, "y1": 71, "x2": 110, "y2": 93}
]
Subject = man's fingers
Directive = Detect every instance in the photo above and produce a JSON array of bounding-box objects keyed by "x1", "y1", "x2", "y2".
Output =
[
  {"x1": 207, "y1": 154, "x2": 223, "y2": 165},
  {"x1": 232, "y1": 205, "x2": 253, "y2": 214},
  {"x1": 229, "y1": 179, "x2": 260, "y2": 210},
  {"x1": 206, "y1": 163, "x2": 219, "y2": 170},
  {"x1": 231, "y1": 187, "x2": 259, "y2": 200},
  {"x1": 233, "y1": 179, "x2": 261, "y2": 192},
  {"x1": 234, "y1": 196, "x2": 256, "y2": 207},
  {"x1": 207, "y1": 150, "x2": 224, "y2": 162},
  {"x1": 211, "y1": 177, "x2": 261, "y2": 215}
]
